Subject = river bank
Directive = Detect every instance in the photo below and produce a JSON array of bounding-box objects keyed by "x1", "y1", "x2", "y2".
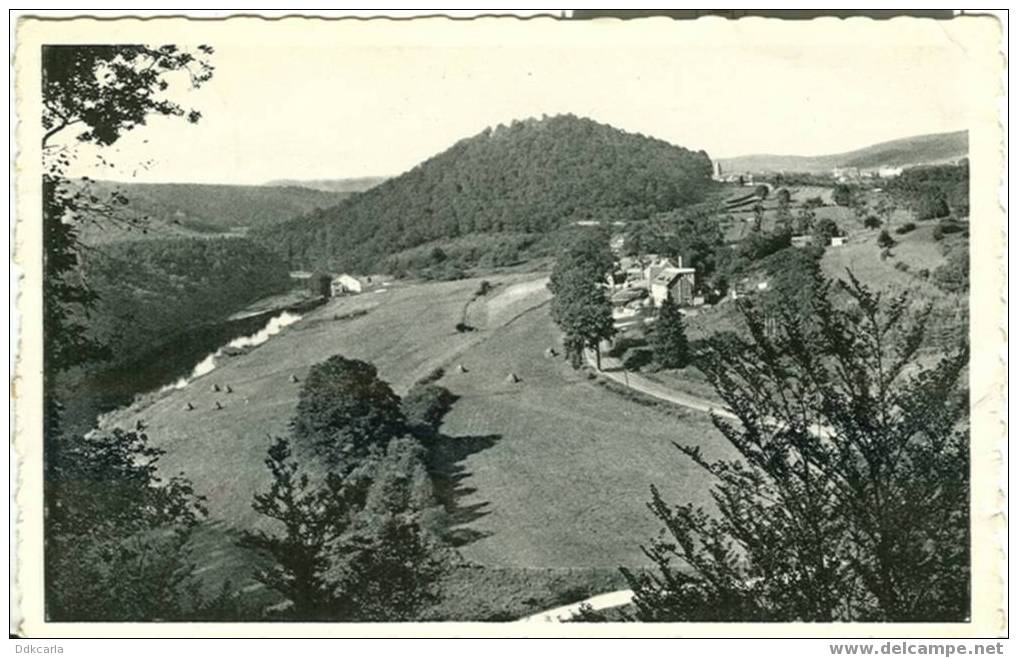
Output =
[{"x1": 55, "y1": 293, "x2": 326, "y2": 435}]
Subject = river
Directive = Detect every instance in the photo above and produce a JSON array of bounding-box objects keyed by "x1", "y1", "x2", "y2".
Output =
[{"x1": 58, "y1": 298, "x2": 323, "y2": 435}]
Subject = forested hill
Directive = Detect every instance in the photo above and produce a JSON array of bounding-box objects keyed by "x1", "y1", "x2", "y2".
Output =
[
  {"x1": 254, "y1": 114, "x2": 714, "y2": 273},
  {"x1": 77, "y1": 181, "x2": 353, "y2": 244}
]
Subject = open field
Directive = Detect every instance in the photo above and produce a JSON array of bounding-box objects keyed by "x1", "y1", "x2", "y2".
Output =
[
  {"x1": 99, "y1": 271, "x2": 730, "y2": 610},
  {"x1": 431, "y1": 298, "x2": 731, "y2": 569}
]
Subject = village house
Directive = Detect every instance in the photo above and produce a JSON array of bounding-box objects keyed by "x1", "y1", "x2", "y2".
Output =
[
  {"x1": 643, "y1": 255, "x2": 676, "y2": 284},
  {"x1": 650, "y1": 259, "x2": 696, "y2": 307},
  {"x1": 331, "y1": 273, "x2": 364, "y2": 296}
]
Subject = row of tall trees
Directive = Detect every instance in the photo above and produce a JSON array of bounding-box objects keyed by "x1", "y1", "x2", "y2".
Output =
[{"x1": 548, "y1": 229, "x2": 616, "y2": 369}]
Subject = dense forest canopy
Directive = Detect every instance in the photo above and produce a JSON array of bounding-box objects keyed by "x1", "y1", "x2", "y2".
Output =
[{"x1": 254, "y1": 114, "x2": 714, "y2": 273}]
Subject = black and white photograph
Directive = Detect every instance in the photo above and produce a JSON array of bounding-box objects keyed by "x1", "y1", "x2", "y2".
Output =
[{"x1": 10, "y1": 11, "x2": 1006, "y2": 639}]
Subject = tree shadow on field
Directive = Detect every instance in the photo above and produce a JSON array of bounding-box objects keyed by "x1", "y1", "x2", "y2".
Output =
[{"x1": 427, "y1": 432, "x2": 500, "y2": 548}]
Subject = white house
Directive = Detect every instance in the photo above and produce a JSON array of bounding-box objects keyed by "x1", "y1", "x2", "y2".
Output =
[
  {"x1": 331, "y1": 273, "x2": 363, "y2": 296},
  {"x1": 643, "y1": 256, "x2": 676, "y2": 284}
]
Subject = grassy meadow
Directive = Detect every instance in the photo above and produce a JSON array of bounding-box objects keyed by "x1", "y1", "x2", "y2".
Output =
[{"x1": 99, "y1": 271, "x2": 728, "y2": 615}]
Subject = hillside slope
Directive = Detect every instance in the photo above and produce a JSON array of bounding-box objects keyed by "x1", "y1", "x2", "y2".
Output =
[
  {"x1": 720, "y1": 130, "x2": 968, "y2": 174},
  {"x1": 254, "y1": 114, "x2": 714, "y2": 273},
  {"x1": 77, "y1": 181, "x2": 352, "y2": 244}
]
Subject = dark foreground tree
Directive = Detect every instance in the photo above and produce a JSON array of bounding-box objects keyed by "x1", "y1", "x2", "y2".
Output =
[
  {"x1": 291, "y1": 355, "x2": 405, "y2": 465},
  {"x1": 623, "y1": 271, "x2": 969, "y2": 622},
  {"x1": 244, "y1": 434, "x2": 444, "y2": 621},
  {"x1": 46, "y1": 425, "x2": 209, "y2": 620},
  {"x1": 239, "y1": 437, "x2": 353, "y2": 619},
  {"x1": 650, "y1": 296, "x2": 690, "y2": 369}
]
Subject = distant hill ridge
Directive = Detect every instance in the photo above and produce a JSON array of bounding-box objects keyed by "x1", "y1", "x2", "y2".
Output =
[
  {"x1": 719, "y1": 130, "x2": 968, "y2": 174},
  {"x1": 254, "y1": 114, "x2": 714, "y2": 273},
  {"x1": 263, "y1": 177, "x2": 388, "y2": 194},
  {"x1": 77, "y1": 180, "x2": 353, "y2": 244}
]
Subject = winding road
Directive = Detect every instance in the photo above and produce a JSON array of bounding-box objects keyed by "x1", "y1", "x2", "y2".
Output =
[{"x1": 585, "y1": 349, "x2": 737, "y2": 420}]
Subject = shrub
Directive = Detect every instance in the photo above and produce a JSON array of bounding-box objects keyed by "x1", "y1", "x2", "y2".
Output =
[
  {"x1": 895, "y1": 222, "x2": 917, "y2": 235},
  {"x1": 932, "y1": 225, "x2": 945, "y2": 241},
  {"x1": 894, "y1": 261, "x2": 910, "y2": 272},
  {"x1": 863, "y1": 215, "x2": 882, "y2": 229},
  {"x1": 419, "y1": 367, "x2": 445, "y2": 385},
  {"x1": 877, "y1": 230, "x2": 897, "y2": 250},
  {"x1": 401, "y1": 384, "x2": 457, "y2": 439},
  {"x1": 937, "y1": 220, "x2": 964, "y2": 235},
  {"x1": 933, "y1": 248, "x2": 969, "y2": 292}
]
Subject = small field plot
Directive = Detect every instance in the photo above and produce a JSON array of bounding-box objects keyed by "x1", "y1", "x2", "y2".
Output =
[{"x1": 434, "y1": 303, "x2": 733, "y2": 570}]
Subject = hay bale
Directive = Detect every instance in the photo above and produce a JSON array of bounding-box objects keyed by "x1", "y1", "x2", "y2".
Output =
[
  {"x1": 456, "y1": 364, "x2": 468, "y2": 373},
  {"x1": 289, "y1": 374, "x2": 300, "y2": 383},
  {"x1": 505, "y1": 372, "x2": 520, "y2": 384},
  {"x1": 545, "y1": 347, "x2": 557, "y2": 357},
  {"x1": 212, "y1": 383, "x2": 221, "y2": 392},
  {"x1": 184, "y1": 402, "x2": 194, "y2": 411},
  {"x1": 214, "y1": 401, "x2": 224, "y2": 410},
  {"x1": 225, "y1": 384, "x2": 233, "y2": 394}
]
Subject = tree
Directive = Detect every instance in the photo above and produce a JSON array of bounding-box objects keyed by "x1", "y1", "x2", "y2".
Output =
[
  {"x1": 43, "y1": 45, "x2": 213, "y2": 149},
  {"x1": 549, "y1": 231, "x2": 617, "y2": 369},
  {"x1": 338, "y1": 514, "x2": 444, "y2": 621},
  {"x1": 42, "y1": 44, "x2": 220, "y2": 622},
  {"x1": 334, "y1": 437, "x2": 445, "y2": 620},
  {"x1": 46, "y1": 425, "x2": 209, "y2": 620},
  {"x1": 877, "y1": 229, "x2": 897, "y2": 255},
  {"x1": 550, "y1": 268, "x2": 616, "y2": 370},
  {"x1": 548, "y1": 227, "x2": 614, "y2": 294},
  {"x1": 244, "y1": 434, "x2": 444, "y2": 621},
  {"x1": 650, "y1": 296, "x2": 690, "y2": 369},
  {"x1": 775, "y1": 189, "x2": 793, "y2": 231},
  {"x1": 239, "y1": 437, "x2": 354, "y2": 619},
  {"x1": 832, "y1": 184, "x2": 854, "y2": 207},
  {"x1": 751, "y1": 202, "x2": 765, "y2": 232},
  {"x1": 754, "y1": 184, "x2": 770, "y2": 200},
  {"x1": 291, "y1": 355, "x2": 405, "y2": 466},
  {"x1": 794, "y1": 206, "x2": 816, "y2": 235},
  {"x1": 812, "y1": 217, "x2": 840, "y2": 246},
  {"x1": 623, "y1": 272, "x2": 969, "y2": 622}
]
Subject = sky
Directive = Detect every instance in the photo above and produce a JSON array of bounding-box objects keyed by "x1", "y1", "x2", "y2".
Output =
[{"x1": 54, "y1": 19, "x2": 979, "y2": 185}]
